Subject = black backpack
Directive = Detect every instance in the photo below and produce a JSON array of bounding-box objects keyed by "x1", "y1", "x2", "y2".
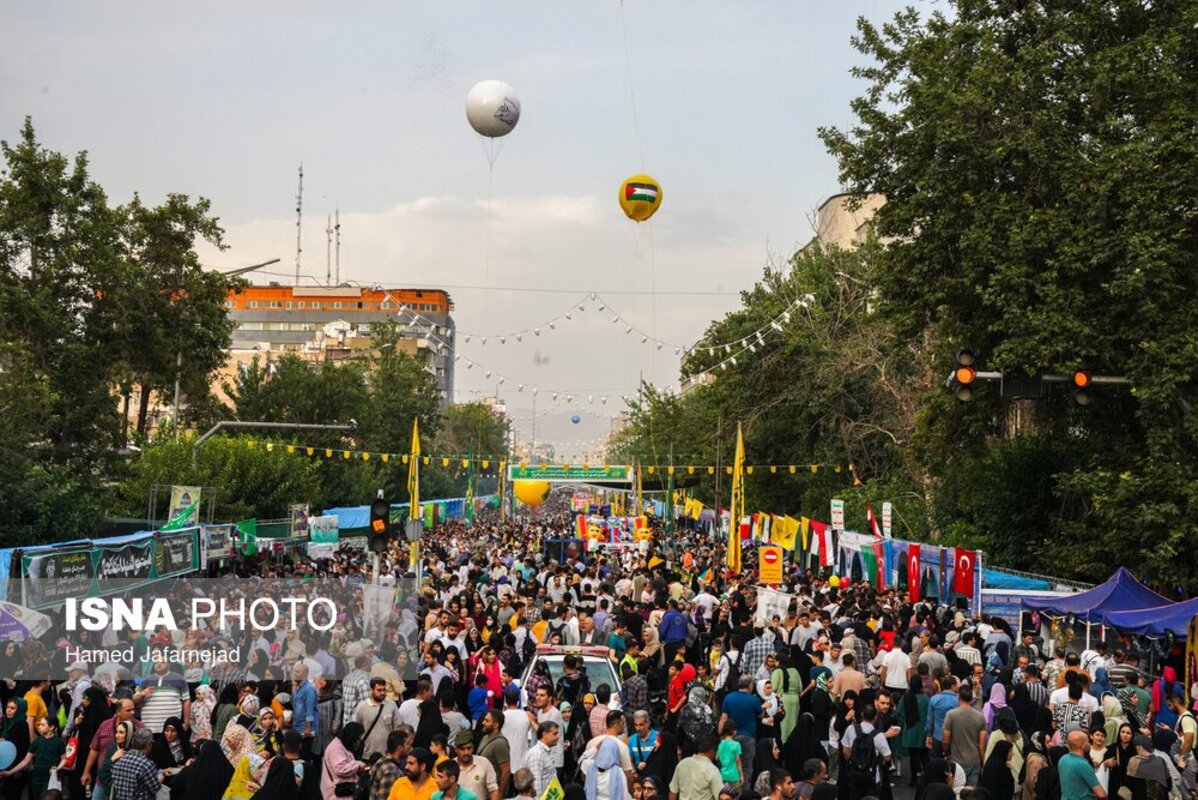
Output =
[
  {"x1": 848, "y1": 723, "x2": 879, "y2": 784},
  {"x1": 722, "y1": 652, "x2": 742, "y2": 690}
]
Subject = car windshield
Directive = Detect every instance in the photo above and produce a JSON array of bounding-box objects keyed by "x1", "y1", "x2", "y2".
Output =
[{"x1": 540, "y1": 656, "x2": 619, "y2": 692}]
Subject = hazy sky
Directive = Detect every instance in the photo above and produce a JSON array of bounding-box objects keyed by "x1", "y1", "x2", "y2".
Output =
[{"x1": 2, "y1": 1, "x2": 911, "y2": 458}]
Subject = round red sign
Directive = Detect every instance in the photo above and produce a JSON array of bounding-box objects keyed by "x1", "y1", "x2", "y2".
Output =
[{"x1": 762, "y1": 549, "x2": 780, "y2": 564}]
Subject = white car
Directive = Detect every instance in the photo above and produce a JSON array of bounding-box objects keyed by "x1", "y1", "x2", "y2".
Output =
[{"x1": 520, "y1": 644, "x2": 623, "y2": 709}]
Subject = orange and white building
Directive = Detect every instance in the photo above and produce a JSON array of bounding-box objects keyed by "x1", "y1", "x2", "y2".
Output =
[{"x1": 221, "y1": 284, "x2": 456, "y2": 403}]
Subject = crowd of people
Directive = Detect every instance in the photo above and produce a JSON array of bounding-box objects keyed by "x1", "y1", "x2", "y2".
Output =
[{"x1": 0, "y1": 499, "x2": 1193, "y2": 800}]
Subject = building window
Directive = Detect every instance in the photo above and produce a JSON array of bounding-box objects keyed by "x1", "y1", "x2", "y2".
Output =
[
  {"x1": 285, "y1": 301, "x2": 293, "y2": 310},
  {"x1": 224, "y1": 300, "x2": 235, "y2": 309},
  {"x1": 269, "y1": 300, "x2": 281, "y2": 309},
  {"x1": 295, "y1": 301, "x2": 305, "y2": 309},
  {"x1": 357, "y1": 302, "x2": 364, "y2": 309},
  {"x1": 248, "y1": 301, "x2": 259, "y2": 309},
  {"x1": 381, "y1": 299, "x2": 397, "y2": 310},
  {"x1": 309, "y1": 302, "x2": 320, "y2": 310},
  {"x1": 332, "y1": 302, "x2": 343, "y2": 309}
]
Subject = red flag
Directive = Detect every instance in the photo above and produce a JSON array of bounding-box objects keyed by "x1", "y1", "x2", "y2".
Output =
[
  {"x1": 953, "y1": 548, "x2": 976, "y2": 598},
  {"x1": 871, "y1": 540, "x2": 885, "y2": 590},
  {"x1": 907, "y1": 544, "x2": 921, "y2": 604},
  {"x1": 867, "y1": 505, "x2": 883, "y2": 539},
  {"x1": 810, "y1": 519, "x2": 833, "y2": 567}
]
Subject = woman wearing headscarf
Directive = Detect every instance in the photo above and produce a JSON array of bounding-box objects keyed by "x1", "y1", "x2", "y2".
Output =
[
  {"x1": 223, "y1": 720, "x2": 268, "y2": 800},
  {"x1": 913, "y1": 758, "x2": 954, "y2": 800},
  {"x1": 192, "y1": 684, "x2": 217, "y2": 743},
  {"x1": 983, "y1": 683, "x2": 1008, "y2": 732},
  {"x1": 1149, "y1": 729, "x2": 1183, "y2": 795},
  {"x1": 830, "y1": 690, "x2": 857, "y2": 756},
  {"x1": 1020, "y1": 733, "x2": 1049, "y2": 800},
  {"x1": 901, "y1": 674, "x2": 930, "y2": 787},
  {"x1": 67, "y1": 685, "x2": 112, "y2": 799},
  {"x1": 95, "y1": 719, "x2": 133, "y2": 800},
  {"x1": 320, "y1": 722, "x2": 365, "y2": 800},
  {"x1": 213, "y1": 683, "x2": 242, "y2": 742},
  {"x1": 783, "y1": 711, "x2": 828, "y2": 777},
  {"x1": 149, "y1": 716, "x2": 193, "y2": 774},
  {"x1": 757, "y1": 679, "x2": 782, "y2": 743},
  {"x1": 1127, "y1": 734, "x2": 1172, "y2": 800},
  {"x1": 772, "y1": 657, "x2": 802, "y2": 746},
  {"x1": 1117, "y1": 688, "x2": 1146, "y2": 734},
  {"x1": 1092, "y1": 668, "x2": 1113, "y2": 701},
  {"x1": 584, "y1": 737, "x2": 629, "y2": 800},
  {"x1": 250, "y1": 748, "x2": 300, "y2": 800},
  {"x1": 1034, "y1": 746, "x2": 1069, "y2": 800},
  {"x1": 0, "y1": 697, "x2": 31, "y2": 800},
  {"x1": 172, "y1": 738, "x2": 236, "y2": 800},
  {"x1": 677, "y1": 685, "x2": 715, "y2": 758},
  {"x1": 984, "y1": 712, "x2": 1025, "y2": 786},
  {"x1": 979, "y1": 739, "x2": 1015, "y2": 799},
  {"x1": 1104, "y1": 723, "x2": 1137, "y2": 800}
]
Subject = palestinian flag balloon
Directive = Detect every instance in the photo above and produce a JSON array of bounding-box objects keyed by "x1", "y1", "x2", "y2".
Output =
[{"x1": 619, "y1": 174, "x2": 663, "y2": 223}]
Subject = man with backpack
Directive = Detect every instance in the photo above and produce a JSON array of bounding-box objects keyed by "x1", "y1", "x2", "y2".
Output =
[
  {"x1": 714, "y1": 636, "x2": 743, "y2": 709},
  {"x1": 840, "y1": 704, "x2": 891, "y2": 800}
]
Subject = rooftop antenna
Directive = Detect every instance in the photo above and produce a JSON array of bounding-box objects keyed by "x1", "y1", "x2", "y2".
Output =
[
  {"x1": 294, "y1": 164, "x2": 304, "y2": 286},
  {"x1": 334, "y1": 207, "x2": 341, "y2": 285},
  {"x1": 325, "y1": 213, "x2": 333, "y2": 287}
]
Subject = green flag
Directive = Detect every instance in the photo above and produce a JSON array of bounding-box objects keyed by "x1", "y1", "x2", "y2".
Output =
[
  {"x1": 860, "y1": 548, "x2": 878, "y2": 585},
  {"x1": 236, "y1": 518, "x2": 258, "y2": 557},
  {"x1": 465, "y1": 444, "x2": 475, "y2": 526},
  {"x1": 161, "y1": 501, "x2": 199, "y2": 532}
]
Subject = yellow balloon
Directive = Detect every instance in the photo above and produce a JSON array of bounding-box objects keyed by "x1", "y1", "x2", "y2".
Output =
[
  {"x1": 828, "y1": 575, "x2": 841, "y2": 588},
  {"x1": 619, "y1": 174, "x2": 663, "y2": 223},
  {"x1": 513, "y1": 480, "x2": 552, "y2": 507}
]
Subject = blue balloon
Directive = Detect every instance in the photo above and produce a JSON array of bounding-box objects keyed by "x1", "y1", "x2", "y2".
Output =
[
  {"x1": 0, "y1": 739, "x2": 15, "y2": 771},
  {"x1": 571, "y1": 415, "x2": 581, "y2": 424}
]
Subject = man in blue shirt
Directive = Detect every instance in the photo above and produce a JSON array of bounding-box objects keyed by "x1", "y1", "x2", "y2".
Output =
[
  {"x1": 925, "y1": 675, "x2": 960, "y2": 757},
  {"x1": 720, "y1": 675, "x2": 762, "y2": 784},
  {"x1": 1059, "y1": 730, "x2": 1106, "y2": 800},
  {"x1": 659, "y1": 600, "x2": 689, "y2": 664},
  {"x1": 291, "y1": 661, "x2": 318, "y2": 759}
]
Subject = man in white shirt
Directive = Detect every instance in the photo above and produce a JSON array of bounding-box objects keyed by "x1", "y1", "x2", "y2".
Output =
[
  {"x1": 529, "y1": 685, "x2": 564, "y2": 771},
  {"x1": 693, "y1": 590, "x2": 719, "y2": 624},
  {"x1": 501, "y1": 688, "x2": 532, "y2": 773},
  {"x1": 441, "y1": 623, "x2": 469, "y2": 663},
  {"x1": 881, "y1": 644, "x2": 913, "y2": 694}
]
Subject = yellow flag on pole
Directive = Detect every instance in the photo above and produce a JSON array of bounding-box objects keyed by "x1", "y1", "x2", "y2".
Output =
[
  {"x1": 407, "y1": 418, "x2": 421, "y2": 521},
  {"x1": 727, "y1": 422, "x2": 745, "y2": 574}
]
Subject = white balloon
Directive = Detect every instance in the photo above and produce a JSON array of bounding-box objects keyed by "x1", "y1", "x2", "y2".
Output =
[{"x1": 465, "y1": 80, "x2": 521, "y2": 138}]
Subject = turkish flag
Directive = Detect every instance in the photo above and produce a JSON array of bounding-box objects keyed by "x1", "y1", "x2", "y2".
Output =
[
  {"x1": 953, "y1": 548, "x2": 976, "y2": 598},
  {"x1": 907, "y1": 544, "x2": 921, "y2": 604},
  {"x1": 872, "y1": 540, "x2": 886, "y2": 590}
]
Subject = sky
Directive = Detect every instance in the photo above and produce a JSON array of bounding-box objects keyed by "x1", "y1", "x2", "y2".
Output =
[{"x1": 2, "y1": 1, "x2": 913, "y2": 459}]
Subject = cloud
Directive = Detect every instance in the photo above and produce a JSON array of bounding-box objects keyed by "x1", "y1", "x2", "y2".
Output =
[{"x1": 199, "y1": 191, "x2": 773, "y2": 445}]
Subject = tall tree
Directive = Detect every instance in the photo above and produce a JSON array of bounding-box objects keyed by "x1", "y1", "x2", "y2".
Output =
[{"x1": 820, "y1": 0, "x2": 1198, "y2": 582}]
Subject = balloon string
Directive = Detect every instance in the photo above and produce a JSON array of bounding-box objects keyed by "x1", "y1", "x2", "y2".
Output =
[
  {"x1": 619, "y1": 1, "x2": 647, "y2": 171},
  {"x1": 484, "y1": 160, "x2": 493, "y2": 294},
  {"x1": 649, "y1": 219, "x2": 658, "y2": 384}
]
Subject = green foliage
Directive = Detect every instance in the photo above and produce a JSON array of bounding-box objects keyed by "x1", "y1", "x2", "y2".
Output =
[
  {"x1": 817, "y1": 0, "x2": 1198, "y2": 584},
  {"x1": 611, "y1": 242, "x2": 929, "y2": 535}
]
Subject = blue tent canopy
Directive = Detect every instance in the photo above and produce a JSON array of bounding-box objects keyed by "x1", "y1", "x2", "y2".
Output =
[
  {"x1": 1103, "y1": 596, "x2": 1197, "y2": 638},
  {"x1": 1021, "y1": 567, "x2": 1168, "y2": 622}
]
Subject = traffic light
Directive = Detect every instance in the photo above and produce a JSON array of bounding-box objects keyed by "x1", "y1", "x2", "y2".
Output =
[
  {"x1": 369, "y1": 496, "x2": 390, "y2": 553},
  {"x1": 949, "y1": 349, "x2": 978, "y2": 402},
  {"x1": 1072, "y1": 364, "x2": 1093, "y2": 406}
]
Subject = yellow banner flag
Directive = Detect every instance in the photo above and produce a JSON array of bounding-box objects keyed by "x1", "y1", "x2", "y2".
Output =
[
  {"x1": 801, "y1": 516, "x2": 811, "y2": 551},
  {"x1": 407, "y1": 418, "x2": 421, "y2": 521},
  {"x1": 540, "y1": 776, "x2": 565, "y2": 800},
  {"x1": 773, "y1": 515, "x2": 800, "y2": 551},
  {"x1": 727, "y1": 422, "x2": 745, "y2": 574}
]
